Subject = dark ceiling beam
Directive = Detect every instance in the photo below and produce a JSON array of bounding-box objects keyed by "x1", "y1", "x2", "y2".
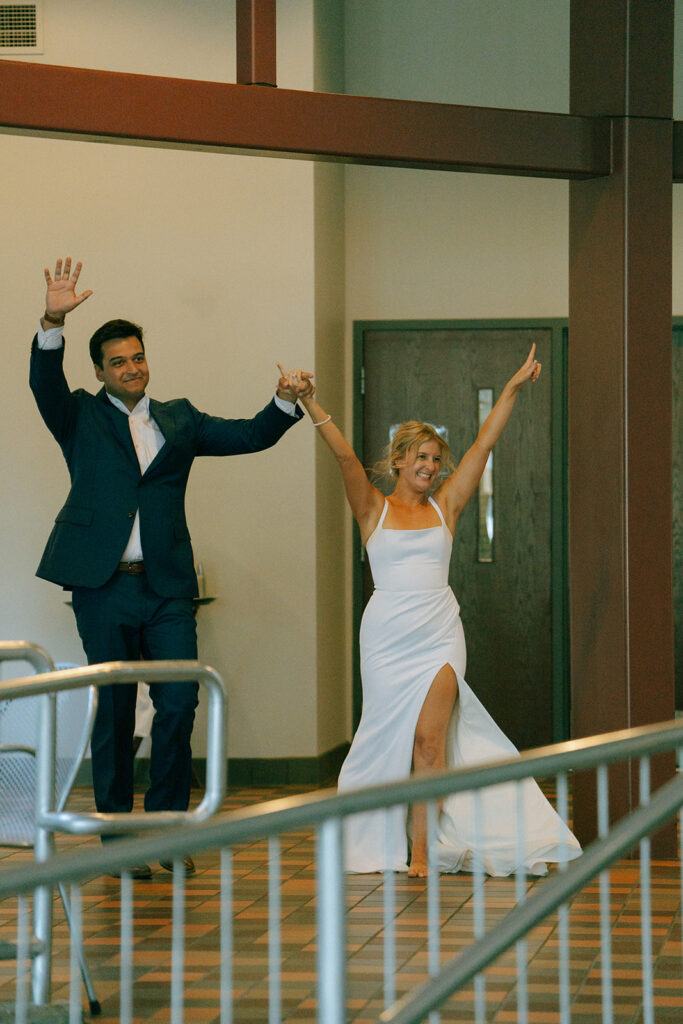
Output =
[
  {"x1": 236, "y1": 0, "x2": 277, "y2": 87},
  {"x1": 0, "y1": 58, "x2": 611, "y2": 179}
]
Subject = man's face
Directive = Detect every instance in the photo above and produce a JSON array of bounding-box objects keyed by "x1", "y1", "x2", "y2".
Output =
[{"x1": 94, "y1": 336, "x2": 149, "y2": 411}]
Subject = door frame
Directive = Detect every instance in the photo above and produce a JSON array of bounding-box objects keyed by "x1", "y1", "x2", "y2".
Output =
[{"x1": 351, "y1": 318, "x2": 570, "y2": 743}]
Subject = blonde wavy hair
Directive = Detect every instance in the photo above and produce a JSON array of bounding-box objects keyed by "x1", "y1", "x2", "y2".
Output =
[{"x1": 372, "y1": 421, "x2": 454, "y2": 484}]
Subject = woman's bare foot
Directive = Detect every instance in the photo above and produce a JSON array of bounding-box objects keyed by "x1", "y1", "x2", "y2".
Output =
[{"x1": 408, "y1": 852, "x2": 428, "y2": 877}]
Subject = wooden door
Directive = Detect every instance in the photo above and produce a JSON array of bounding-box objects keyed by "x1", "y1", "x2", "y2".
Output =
[{"x1": 358, "y1": 324, "x2": 563, "y2": 751}]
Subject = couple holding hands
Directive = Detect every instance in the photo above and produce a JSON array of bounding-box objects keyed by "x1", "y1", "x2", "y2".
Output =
[{"x1": 31, "y1": 258, "x2": 579, "y2": 877}]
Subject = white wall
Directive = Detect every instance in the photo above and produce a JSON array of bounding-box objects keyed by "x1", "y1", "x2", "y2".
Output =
[
  {"x1": 344, "y1": 0, "x2": 569, "y2": 111},
  {"x1": 343, "y1": 0, "x2": 571, "y2": 332},
  {"x1": 344, "y1": 0, "x2": 683, "y2": 321},
  {"x1": 345, "y1": 167, "x2": 569, "y2": 321}
]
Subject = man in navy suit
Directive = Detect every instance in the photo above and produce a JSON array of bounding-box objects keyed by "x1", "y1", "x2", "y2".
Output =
[{"x1": 30, "y1": 258, "x2": 305, "y2": 875}]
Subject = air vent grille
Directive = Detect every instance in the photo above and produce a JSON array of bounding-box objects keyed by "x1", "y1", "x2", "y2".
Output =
[{"x1": 0, "y1": 3, "x2": 43, "y2": 53}]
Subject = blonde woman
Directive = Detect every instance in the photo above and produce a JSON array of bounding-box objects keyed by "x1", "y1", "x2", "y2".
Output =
[{"x1": 282, "y1": 349, "x2": 580, "y2": 877}]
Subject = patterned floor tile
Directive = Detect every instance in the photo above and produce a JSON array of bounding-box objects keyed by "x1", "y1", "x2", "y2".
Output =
[{"x1": 0, "y1": 784, "x2": 680, "y2": 1022}]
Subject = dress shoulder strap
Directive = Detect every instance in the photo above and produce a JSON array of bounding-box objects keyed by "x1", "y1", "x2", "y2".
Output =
[
  {"x1": 365, "y1": 499, "x2": 389, "y2": 548},
  {"x1": 428, "y1": 495, "x2": 448, "y2": 527}
]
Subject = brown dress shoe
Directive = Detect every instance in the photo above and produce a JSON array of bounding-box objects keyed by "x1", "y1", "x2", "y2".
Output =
[{"x1": 159, "y1": 856, "x2": 195, "y2": 876}]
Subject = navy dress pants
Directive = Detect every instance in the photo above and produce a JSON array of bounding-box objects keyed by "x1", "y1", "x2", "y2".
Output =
[{"x1": 71, "y1": 572, "x2": 199, "y2": 816}]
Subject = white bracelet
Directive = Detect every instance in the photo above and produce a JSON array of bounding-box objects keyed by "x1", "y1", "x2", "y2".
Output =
[{"x1": 312, "y1": 414, "x2": 331, "y2": 427}]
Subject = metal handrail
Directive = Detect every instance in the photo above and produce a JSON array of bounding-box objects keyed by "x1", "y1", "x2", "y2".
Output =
[
  {"x1": 380, "y1": 767, "x2": 683, "y2": 1024},
  {"x1": 1, "y1": 716, "x2": 682, "y2": 899},
  {"x1": 0, "y1": 644, "x2": 228, "y2": 1011},
  {"x1": 0, "y1": 658, "x2": 228, "y2": 833},
  {"x1": 2, "y1": 659, "x2": 681, "y2": 1023},
  {"x1": 0, "y1": 641, "x2": 54, "y2": 675}
]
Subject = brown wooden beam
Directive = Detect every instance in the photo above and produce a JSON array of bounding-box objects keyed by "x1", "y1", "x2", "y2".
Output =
[
  {"x1": 0, "y1": 58, "x2": 611, "y2": 178},
  {"x1": 236, "y1": 0, "x2": 277, "y2": 87},
  {"x1": 569, "y1": 0, "x2": 676, "y2": 857}
]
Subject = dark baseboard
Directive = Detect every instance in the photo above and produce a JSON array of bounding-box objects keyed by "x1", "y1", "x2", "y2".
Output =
[
  {"x1": 74, "y1": 743, "x2": 350, "y2": 791},
  {"x1": 225, "y1": 743, "x2": 350, "y2": 788}
]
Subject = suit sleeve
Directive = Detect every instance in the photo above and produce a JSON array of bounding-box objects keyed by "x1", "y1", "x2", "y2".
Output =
[
  {"x1": 194, "y1": 397, "x2": 303, "y2": 456},
  {"x1": 29, "y1": 336, "x2": 80, "y2": 449}
]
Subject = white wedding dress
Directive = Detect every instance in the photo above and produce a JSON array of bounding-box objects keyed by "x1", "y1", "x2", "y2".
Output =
[{"x1": 338, "y1": 497, "x2": 581, "y2": 875}]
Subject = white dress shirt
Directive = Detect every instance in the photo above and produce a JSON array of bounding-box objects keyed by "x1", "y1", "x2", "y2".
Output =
[{"x1": 105, "y1": 392, "x2": 165, "y2": 562}]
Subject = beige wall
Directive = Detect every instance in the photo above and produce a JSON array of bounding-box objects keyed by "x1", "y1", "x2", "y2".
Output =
[
  {"x1": 344, "y1": 0, "x2": 570, "y2": 110},
  {"x1": 343, "y1": 0, "x2": 570, "y2": 327},
  {"x1": 343, "y1": 0, "x2": 683, "y2": 320},
  {"x1": 344, "y1": 167, "x2": 569, "y2": 320},
  {"x1": 1, "y1": 1, "x2": 332, "y2": 760}
]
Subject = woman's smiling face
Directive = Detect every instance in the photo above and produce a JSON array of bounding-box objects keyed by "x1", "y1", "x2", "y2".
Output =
[{"x1": 395, "y1": 439, "x2": 442, "y2": 489}]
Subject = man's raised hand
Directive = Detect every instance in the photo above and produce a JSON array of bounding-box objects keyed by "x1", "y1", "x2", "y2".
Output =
[{"x1": 43, "y1": 257, "x2": 93, "y2": 322}]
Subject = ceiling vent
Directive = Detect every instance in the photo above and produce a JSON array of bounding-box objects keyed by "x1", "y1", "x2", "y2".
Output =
[{"x1": 0, "y1": 2, "x2": 43, "y2": 54}]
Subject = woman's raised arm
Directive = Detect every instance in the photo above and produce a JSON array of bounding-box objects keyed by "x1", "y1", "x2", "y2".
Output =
[
  {"x1": 280, "y1": 366, "x2": 384, "y2": 542},
  {"x1": 437, "y1": 344, "x2": 541, "y2": 527}
]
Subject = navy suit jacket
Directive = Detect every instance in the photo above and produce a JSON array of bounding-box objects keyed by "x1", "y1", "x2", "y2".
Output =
[{"x1": 30, "y1": 337, "x2": 302, "y2": 597}]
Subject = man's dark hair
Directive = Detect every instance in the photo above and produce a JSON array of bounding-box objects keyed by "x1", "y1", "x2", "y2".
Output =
[{"x1": 89, "y1": 319, "x2": 145, "y2": 367}]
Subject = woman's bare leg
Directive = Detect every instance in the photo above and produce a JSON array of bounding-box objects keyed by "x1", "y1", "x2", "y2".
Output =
[{"x1": 408, "y1": 664, "x2": 459, "y2": 878}]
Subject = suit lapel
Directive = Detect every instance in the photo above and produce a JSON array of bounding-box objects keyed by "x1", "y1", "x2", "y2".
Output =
[{"x1": 146, "y1": 399, "x2": 179, "y2": 473}]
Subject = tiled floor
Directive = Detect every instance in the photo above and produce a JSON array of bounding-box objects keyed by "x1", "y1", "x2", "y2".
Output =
[{"x1": 0, "y1": 785, "x2": 681, "y2": 1023}]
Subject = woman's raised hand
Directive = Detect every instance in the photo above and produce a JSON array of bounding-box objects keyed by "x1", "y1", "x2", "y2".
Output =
[
  {"x1": 510, "y1": 343, "x2": 541, "y2": 390},
  {"x1": 43, "y1": 258, "x2": 93, "y2": 319}
]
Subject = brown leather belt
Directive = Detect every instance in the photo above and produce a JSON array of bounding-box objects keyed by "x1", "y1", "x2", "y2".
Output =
[{"x1": 117, "y1": 561, "x2": 145, "y2": 575}]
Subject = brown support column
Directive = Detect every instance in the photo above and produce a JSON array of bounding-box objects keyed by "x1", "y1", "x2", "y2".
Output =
[
  {"x1": 569, "y1": 0, "x2": 676, "y2": 855},
  {"x1": 236, "y1": 0, "x2": 277, "y2": 86}
]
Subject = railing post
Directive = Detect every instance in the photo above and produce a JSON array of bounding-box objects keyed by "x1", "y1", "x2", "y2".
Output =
[
  {"x1": 0, "y1": 643, "x2": 57, "y2": 1008},
  {"x1": 383, "y1": 809, "x2": 397, "y2": 1009},
  {"x1": 316, "y1": 817, "x2": 345, "y2": 1024},
  {"x1": 427, "y1": 801, "x2": 440, "y2": 1024},
  {"x1": 268, "y1": 836, "x2": 281, "y2": 1024},
  {"x1": 32, "y1": 692, "x2": 57, "y2": 1006}
]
